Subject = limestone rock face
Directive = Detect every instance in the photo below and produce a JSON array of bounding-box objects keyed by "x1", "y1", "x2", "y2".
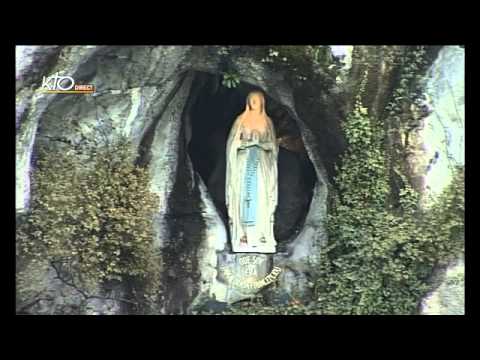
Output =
[
  {"x1": 338, "y1": 45, "x2": 464, "y2": 315},
  {"x1": 419, "y1": 46, "x2": 464, "y2": 203},
  {"x1": 420, "y1": 255, "x2": 464, "y2": 315},
  {"x1": 415, "y1": 46, "x2": 465, "y2": 315},
  {"x1": 16, "y1": 46, "x2": 341, "y2": 314},
  {"x1": 17, "y1": 45, "x2": 461, "y2": 314}
]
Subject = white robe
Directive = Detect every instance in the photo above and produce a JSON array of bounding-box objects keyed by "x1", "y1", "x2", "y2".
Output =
[{"x1": 226, "y1": 115, "x2": 278, "y2": 253}]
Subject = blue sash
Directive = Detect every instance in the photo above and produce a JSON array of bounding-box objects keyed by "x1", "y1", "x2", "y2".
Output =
[{"x1": 241, "y1": 145, "x2": 259, "y2": 227}]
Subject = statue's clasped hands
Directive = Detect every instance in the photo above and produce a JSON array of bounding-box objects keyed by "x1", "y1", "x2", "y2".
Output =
[
  {"x1": 240, "y1": 132, "x2": 259, "y2": 148},
  {"x1": 239, "y1": 131, "x2": 274, "y2": 151}
]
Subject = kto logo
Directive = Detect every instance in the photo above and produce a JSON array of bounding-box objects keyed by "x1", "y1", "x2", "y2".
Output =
[{"x1": 40, "y1": 72, "x2": 95, "y2": 94}]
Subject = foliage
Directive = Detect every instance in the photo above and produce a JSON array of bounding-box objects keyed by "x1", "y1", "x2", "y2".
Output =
[
  {"x1": 202, "y1": 47, "x2": 463, "y2": 315},
  {"x1": 219, "y1": 303, "x2": 318, "y2": 315},
  {"x1": 222, "y1": 72, "x2": 241, "y2": 89},
  {"x1": 216, "y1": 46, "x2": 231, "y2": 57},
  {"x1": 216, "y1": 45, "x2": 335, "y2": 86},
  {"x1": 196, "y1": 296, "x2": 321, "y2": 315},
  {"x1": 311, "y1": 92, "x2": 464, "y2": 314},
  {"x1": 16, "y1": 47, "x2": 464, "y2": 315},
  {"x1": 16, "y1": 138, "x2": 162, "y2": 309},
  {"x1": 258, "y1": 45, "x2": 335, "y2": 83},
  {"x1": 384, "y1": 46, "x2": 431, "y2": 182},
  {"x1": 217, "y1": 157, "x2": 463, "y2": 316}
]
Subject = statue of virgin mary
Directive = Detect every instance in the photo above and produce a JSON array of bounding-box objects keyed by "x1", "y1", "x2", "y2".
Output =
[{"x1": 226, "y1": 91, "x2": 278, "y2": 253}]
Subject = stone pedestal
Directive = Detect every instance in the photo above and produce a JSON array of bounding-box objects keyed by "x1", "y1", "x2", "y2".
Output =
[{"x1": 212, "y1": 253, "x2": 281, "y2": 304}]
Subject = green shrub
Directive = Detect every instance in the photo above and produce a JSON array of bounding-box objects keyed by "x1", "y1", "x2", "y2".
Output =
[
  {"x1": 213, "y1": 47, "x2": 463, "y2": 315},
  {"x1": 16, "y1": 139, "x2": 162, "y2": 306},
  {"x1": 306, "y1": 50, "x2": 464, "y2": 315},
  {"x1": 312, "y1": 95, "x2": 464, "y2": 315}
]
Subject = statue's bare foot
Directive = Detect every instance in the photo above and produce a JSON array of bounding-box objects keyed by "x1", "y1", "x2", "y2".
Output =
[{"x1": 240, "y1": 235, "x2": 248, "y2": 244}]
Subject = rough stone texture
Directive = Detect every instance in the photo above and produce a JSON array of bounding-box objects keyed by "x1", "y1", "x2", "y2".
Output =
[
  {"x1": 419, "y1": 46, "x2": 465, "y2": 203},
  {"x1": 192, "y1": 179, "x2": 228, "y2": 306},
  {"x1": 335, "y1": 46, "x2": 464, "y2": 315},
  {"x1": 420, "y1": 255, "x2": 464, "y2": 315},
  {"x1": 16, "y1": 46, "x2": 340, "y2": 313},
  {"x1": 16, "y1": 264, "x2": 84, "y2": 315},
  {"x1": 147, "y1": 73, "x2": 195, "y2": 249},
  {"x1": 16, "y1": 46, "x2": 196, "y2": 314},
  {"x1": 196, "y1": 54, "x2": 332, "y2": 304},
  {"x1": 16, "y1": 46, "x2": 103, "y2": 213},
  {"x1": 17, "y1": 45, "x2": 462, "y2": 314},
  {"x1": 416, "y1": 46, "x2": 465, "y2": 315}
]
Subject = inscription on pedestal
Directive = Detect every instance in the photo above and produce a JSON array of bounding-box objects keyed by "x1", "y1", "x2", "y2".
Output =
[{"x1": 218, "y1": 254, "x2": 282, "y2": 302}]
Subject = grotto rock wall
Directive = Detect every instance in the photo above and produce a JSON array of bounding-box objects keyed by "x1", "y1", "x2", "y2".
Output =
[
  {"x1": 416, "y1": 46, "x2": 465, "y2": 315},
  {"x1": 16, "y1": 45, "x2": 462, "y2": 314},
  {"x1": 16, "y1": 46, "x2": 344, "y2": 313},
  {"x1": 340, "y1": 45, "x2": 464, "y2": 315},
  {"x1": 16, "y1": 46, "x2": 198, "y2": 313}
]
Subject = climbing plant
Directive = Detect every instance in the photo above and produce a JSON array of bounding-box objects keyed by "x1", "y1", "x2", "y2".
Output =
[
  {"x1": 222, "y1": 72, "x2": 241, "y2": 89},
  {"x1": 212, "y1": 121, "x2": 463, "y2": 315},
  {"x1": 203, "y1": 47, "x2": 464, "y2": 315},
  {"x1": 383, "y1": 46, "x2": 432, "y2": 191},
  {"x1": 311, "y1": 67, "x2": 464, "y2": 314}
]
